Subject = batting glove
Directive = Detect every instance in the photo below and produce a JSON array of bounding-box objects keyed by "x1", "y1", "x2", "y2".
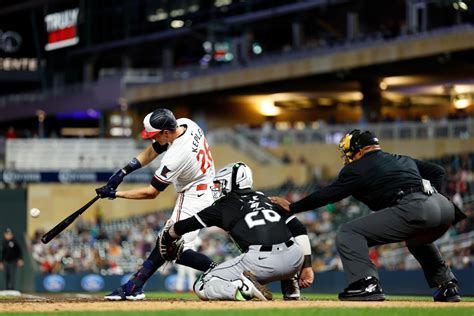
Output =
[
  {"x1": 96, "y1": 185, "x2": 117, "y2": 200},
  {"x1": 107, "y1": 169, "x2": 126, "y2": 189}
]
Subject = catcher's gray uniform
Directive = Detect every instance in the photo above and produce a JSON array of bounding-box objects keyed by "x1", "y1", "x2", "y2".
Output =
[
  {"x1": 172, "y1": 188, "x2": 310, "y2": 300},
  {"x1": 195, "y1": 238, "x2": 303, "y2": 300}
]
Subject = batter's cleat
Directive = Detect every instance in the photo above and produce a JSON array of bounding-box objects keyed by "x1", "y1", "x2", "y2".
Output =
[
  {"x1": 281, "y1": 276, "x2": 300, "y2": 300},
  {"x1": 104, "y1": 287, "x2": 126, "y2": 301},
  {"x1": 433, "y1": 281, "x2": 461, "y2": 302},
  {"x1": 104, "y1": 285, "x2": 145, "y2": 301},
  {"x1": 240, "y1": 271, "x2": 273, "y2": 301},
  {"x1": 125, "y1": 288, "x2": 145, "y2": 301},
  {"x1": 338, "y1": 276, "x2": 385, "y2": 301}
]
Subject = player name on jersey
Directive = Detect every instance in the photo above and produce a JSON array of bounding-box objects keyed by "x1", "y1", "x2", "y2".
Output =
[{"x1": 191, "y1": 128, "x2": 204, "y2": 153}]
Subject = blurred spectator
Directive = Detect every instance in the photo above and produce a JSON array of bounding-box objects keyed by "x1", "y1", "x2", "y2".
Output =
[
  {"x1": 29, "y1": 152, "x2": 474, "y2": 275},
  {"x1": 281, "y1": 151, "x2": 292, "y2": 164},
  {"x1": 5, "y1": 127, "x2": 17, "y2": 139}
]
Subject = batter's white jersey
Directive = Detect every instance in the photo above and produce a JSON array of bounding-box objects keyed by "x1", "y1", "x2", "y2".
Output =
[
  {"x1": 153, "y1": 118, "x2": 216, "y2": 252},
  {"x1": 154, "y1": 118, "x2": 215, "y2": 193}
]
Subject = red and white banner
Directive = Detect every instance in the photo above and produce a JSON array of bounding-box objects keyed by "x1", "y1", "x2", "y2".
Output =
[{"x1": 44, "y1": 8, "x2": 79, "y2": 51}]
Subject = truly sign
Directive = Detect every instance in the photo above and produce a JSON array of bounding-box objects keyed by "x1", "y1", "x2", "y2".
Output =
[{"x1": 44, "y1": 8, "x2": 79, "y2": 51}]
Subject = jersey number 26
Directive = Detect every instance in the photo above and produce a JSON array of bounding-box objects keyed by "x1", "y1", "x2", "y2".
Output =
[
  {"x1": 196, "y1": 139, "x2": 213, "y2": 174},
  {"x1": 245, "y1": 209, "x2": 281, "y2": 229}
]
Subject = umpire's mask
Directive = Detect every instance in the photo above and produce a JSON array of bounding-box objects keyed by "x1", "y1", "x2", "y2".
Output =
[{"x1": 338, "y1": 129, "x2": 379, "y2": 165}]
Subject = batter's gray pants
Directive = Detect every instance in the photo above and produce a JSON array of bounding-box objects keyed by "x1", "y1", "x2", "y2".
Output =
[
  {"x1": 336, "y1": 192, "x2": 456, "y2": 287},
  {"x1": 194, "y1": 239, "x2": 304, "y2": 300}
]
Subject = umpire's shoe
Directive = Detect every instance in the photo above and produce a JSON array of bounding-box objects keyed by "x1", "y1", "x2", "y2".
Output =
[
  {"x1": 433, "y1": 280, "x2": 461, "y2": 302},
  {"x1": 338, "y1": 276, "x2": 385, "y2": 301},
  {"x1": 240, "y1": 271, "x2": 273, "y2": 301},
  {"x1": 104, "y1": 284, "x2": 145, "y2": 301}
]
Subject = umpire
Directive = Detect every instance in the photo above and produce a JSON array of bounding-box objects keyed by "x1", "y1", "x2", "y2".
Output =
[
  {"x1": 271, "y1": 129, "x2": 466, "y2": 302},
  {"x1": 0, "y1": 228, "x2": 24, "y2": 291}
]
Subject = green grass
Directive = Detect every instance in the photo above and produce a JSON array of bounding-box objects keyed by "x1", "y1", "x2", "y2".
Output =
[
  {"x1": 1, "y1": 293, "x2": 473, "y2": 316},
  {"x1": 140, "y1": 291, "x2": 474, "y2": 301},
  {"x1": 1, "y1": 309, "x2": 474, "y2": 316}
]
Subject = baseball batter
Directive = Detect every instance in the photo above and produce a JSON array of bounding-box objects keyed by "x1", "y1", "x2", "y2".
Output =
[
  {"x1": 95, "y1": 108, "x2": 216, "y2": 300},
  {"x1": 162, "y1": 162, "x2": 314, "y2": 301}
]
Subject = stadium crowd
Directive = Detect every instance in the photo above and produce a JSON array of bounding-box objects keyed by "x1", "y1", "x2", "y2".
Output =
[{"x1": 30, "y1": 153, "x2": 474, "y2": 276}]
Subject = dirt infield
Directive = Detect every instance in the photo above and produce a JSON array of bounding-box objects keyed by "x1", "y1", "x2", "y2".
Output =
[{"x1": 1, "y1": 296, "x2": 473, "y2": 313}]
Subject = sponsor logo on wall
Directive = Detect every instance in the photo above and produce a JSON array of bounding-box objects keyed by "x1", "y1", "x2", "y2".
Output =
[
  {"x1": 43, "y1": 274, "x2": 66, "y2": 292},
  {"x1": 81, "y1": 274, "x2": 105, "y2": 292},
  {"x1": 0, "y1": 30, "x2": 22, "y2": 53},
  {"x1": 44, "y1": 8, "x2": 79, "y2": 51}
]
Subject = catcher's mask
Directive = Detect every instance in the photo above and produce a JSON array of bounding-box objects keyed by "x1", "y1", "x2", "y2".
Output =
[
  {"x1": 212, "y1": 162, "x2": 253, "y2": 199},
  {"x1": 338, "y1": 129, "x2": 379, "y2": 165}
]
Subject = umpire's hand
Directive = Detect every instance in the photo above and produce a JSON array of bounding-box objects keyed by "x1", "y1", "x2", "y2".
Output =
[
  {"x1": 269, "y1": 196, "x2": 291, "y2": 212},
  {"x1": 96, "y1": 185, "x2": 117, "y2": 199}
]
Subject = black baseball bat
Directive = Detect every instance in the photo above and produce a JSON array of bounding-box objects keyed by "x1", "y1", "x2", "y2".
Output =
[{"x1": 41, "y1": 195, "x2": 100, "y2": 244}]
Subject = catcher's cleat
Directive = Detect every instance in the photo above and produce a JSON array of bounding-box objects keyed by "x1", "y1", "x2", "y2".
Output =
[
  {"x1": 433, "y1": 281, "x2": 461, "y2": 302},
  {"x1": 281, "y1": 275, "x2": 300, "y2": 300},
  {"x1": 105, "y1": 284, "x2": 145, "y2": 301},
  {"x1": 338, "y1": 276, "x2": 385, "y2": 301},
  {"x1": 240, "y1": 271, "x2": 273, "y2": 301}
]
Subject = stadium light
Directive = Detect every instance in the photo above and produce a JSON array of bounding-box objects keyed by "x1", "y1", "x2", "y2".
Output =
[
  {"x1": 252, "y1": 43, "x2": 263, "y2": 55},
  {"x1": 454, "y1": 96, "x2": 471, "y2": 109},
  {"x1": 260, "y1": 100, "x2": 281, "y2": 116},
  {"x1": 171, "y1": 20, "x2": 185, "y2": 28}
]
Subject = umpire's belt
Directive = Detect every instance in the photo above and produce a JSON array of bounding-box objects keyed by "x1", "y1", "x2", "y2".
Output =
[
  {"x1": 259, "y1": 240, "x2": 294, "y2": 252},
  {"x1": 398, "y1": 185, "x2": 431, "y2": 198},
  {"x1": 394, "y1": 186, "x2": 426, "y2": 204}
]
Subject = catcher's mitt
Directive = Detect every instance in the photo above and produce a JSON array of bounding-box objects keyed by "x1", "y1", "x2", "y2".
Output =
[{"x1": 158, "y1": 220, "x2": 184, "y2": 261}]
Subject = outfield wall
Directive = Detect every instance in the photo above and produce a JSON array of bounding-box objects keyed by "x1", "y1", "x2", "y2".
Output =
[{"x1": 34, "y1": 268, "x2": 474, "y2": 296}]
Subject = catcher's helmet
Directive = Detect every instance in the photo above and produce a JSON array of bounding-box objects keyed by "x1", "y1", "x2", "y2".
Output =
[
  {"x1": 141, "y1": 108, "x2": 178, "y2": 139},
  {"x1": 212, "y1": 162, "x2": 253, "y2": 199},
  {"x1": 339, "y1": 129, "x2": 379, "y2": 165}
]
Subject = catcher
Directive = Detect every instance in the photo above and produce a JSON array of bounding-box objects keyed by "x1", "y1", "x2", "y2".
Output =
[{"x1": 158, "y1": 162, "x2": 314, "y2": 301}]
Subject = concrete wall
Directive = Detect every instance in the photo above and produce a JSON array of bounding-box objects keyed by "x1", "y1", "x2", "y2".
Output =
[
  {"x1": 26, "y1": 184, "x2": 178, "y2": 238},
  {"x1": 213, "y1": 143, "x2": 310, "y2": 187},
  {"x1": 269, "y1": 138, "x2": 474, "y2": 178}
]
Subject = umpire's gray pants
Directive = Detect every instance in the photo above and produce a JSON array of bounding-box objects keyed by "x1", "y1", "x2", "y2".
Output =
[
  {"x1": 194, "y1": 239, "x2": 303, "y2": 300},
  {"x1": 336, "y1": 192, "x2": 455, "y2": 287}
]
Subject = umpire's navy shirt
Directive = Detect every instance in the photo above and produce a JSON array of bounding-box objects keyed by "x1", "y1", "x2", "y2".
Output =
[{"x1": 290, "y1": 150, "x2": 445, "y2": 213}]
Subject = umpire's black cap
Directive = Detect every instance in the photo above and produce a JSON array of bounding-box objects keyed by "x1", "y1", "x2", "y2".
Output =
[{"x1": 141, "y1": 108, "x2": 178, "y2": 139}]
